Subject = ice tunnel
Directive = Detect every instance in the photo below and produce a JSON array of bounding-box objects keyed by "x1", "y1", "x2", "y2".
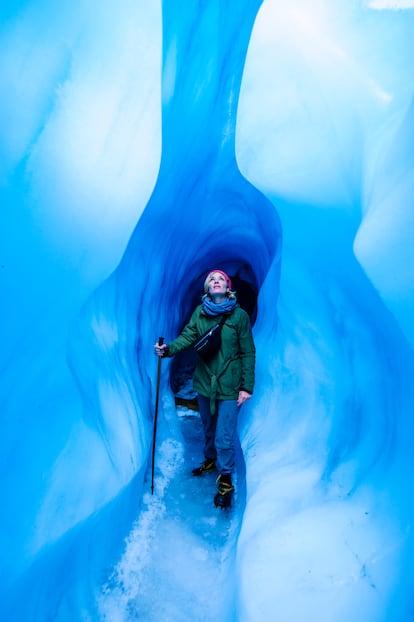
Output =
[{"x1": 1, "y1": 0, "x2": 414, "y2": 620}]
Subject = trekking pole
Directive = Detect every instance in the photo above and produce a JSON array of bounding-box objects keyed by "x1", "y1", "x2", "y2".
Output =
[{"x1": 151, "y1": 337, "x2": 164, "y2": 495}]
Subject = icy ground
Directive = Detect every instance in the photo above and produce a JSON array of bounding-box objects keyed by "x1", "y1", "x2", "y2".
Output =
[{"x1": 98, "y1": 406, "x2": 243, "y2": 622}]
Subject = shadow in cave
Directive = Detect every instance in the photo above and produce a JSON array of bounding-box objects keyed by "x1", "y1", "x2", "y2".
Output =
[{"x1": 170, "y1": 269, "x2": 258, "y2": 411}]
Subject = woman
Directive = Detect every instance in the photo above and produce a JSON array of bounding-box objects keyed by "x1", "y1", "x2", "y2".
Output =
[{"x1": 154, "y1": 269, "x2": 255, "y2": 508}]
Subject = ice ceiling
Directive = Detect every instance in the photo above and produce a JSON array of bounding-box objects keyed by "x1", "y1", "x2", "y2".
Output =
[{"x1": 1, "y1": 0, "x2": 414, "y2": 620}]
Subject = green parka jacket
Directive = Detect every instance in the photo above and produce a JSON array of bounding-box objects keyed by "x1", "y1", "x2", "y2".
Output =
[{"x1": 167, "y1": 304, "x2": 255, "y2": 413}]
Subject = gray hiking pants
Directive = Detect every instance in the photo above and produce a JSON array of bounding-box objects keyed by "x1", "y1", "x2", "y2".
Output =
[{"x1": 197, "y1": 394, "x2": 239, "y2": 475}]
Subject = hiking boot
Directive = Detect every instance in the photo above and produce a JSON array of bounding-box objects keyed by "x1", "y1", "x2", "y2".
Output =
[
  {"x1": 192, "y1": 459, "x2": 217, "y2": 476},
  {"x1": 215, "y1": 473, "x2": 234, "y2": 494},
  {"x1": 214, "y1": 473, "x2": 234, "y2": 509}
]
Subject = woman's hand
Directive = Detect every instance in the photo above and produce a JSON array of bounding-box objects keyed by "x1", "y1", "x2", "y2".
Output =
[
  {"x1": 154, "y1": 342, "x2": 168, "y2": 357},
  {"x1": 237, "y1": 390, "x2": 252, "y2": 406}
]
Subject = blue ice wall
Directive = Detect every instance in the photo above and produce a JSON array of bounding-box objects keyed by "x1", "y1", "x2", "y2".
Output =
[{"x1": 1, "y1": 0, "x2": 163, "y2": 616}]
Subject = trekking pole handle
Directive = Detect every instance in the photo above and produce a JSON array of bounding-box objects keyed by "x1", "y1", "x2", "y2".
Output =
[{"x1": 158, "y1": 336, "x2": 164, "y2": 346}]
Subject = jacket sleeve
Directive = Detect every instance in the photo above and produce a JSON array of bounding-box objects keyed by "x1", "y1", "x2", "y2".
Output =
[
  {"x1": 237, "y1": 311, "x2": 256, "y2": 394},
  {"x1": 166, "y1": 307, "x2": 200, "y2": 356}
]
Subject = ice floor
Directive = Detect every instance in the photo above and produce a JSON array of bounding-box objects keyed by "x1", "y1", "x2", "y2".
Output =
[{"x1": 98, "y1": 407, "x2": 243, "y2": 622}]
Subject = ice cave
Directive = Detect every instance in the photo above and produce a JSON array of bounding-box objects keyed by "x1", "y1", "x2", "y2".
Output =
[{"x1": 1, "y1": 0, "x2": 414, "y2": 620}]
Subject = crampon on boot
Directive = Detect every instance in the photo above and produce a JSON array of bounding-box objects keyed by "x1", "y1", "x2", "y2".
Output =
[
  {"x1": 192, "y1": 458, "x2": 217, "y2": 476},
  {"x1": 214, "y1": 473, "x2": 234, "y2": 510}
]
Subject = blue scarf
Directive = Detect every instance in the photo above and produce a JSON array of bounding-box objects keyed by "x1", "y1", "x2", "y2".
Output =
[{"x1": 202, "y1": 296, "x2": 237, "y2": 316}]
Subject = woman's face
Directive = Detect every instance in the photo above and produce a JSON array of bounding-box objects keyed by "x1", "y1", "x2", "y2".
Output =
[{"x1": 207, "y1": 272, "x2": 228, "y2": 299}]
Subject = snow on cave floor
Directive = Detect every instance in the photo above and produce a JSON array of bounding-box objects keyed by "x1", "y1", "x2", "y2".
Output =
[{"x1": 97, "y1": 406, "x2": 242, "y2": 622}]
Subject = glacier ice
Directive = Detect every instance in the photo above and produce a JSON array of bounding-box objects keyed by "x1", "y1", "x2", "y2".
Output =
[{"x1": 1, "y1": 0, "x2": 414, "y2": 620}]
